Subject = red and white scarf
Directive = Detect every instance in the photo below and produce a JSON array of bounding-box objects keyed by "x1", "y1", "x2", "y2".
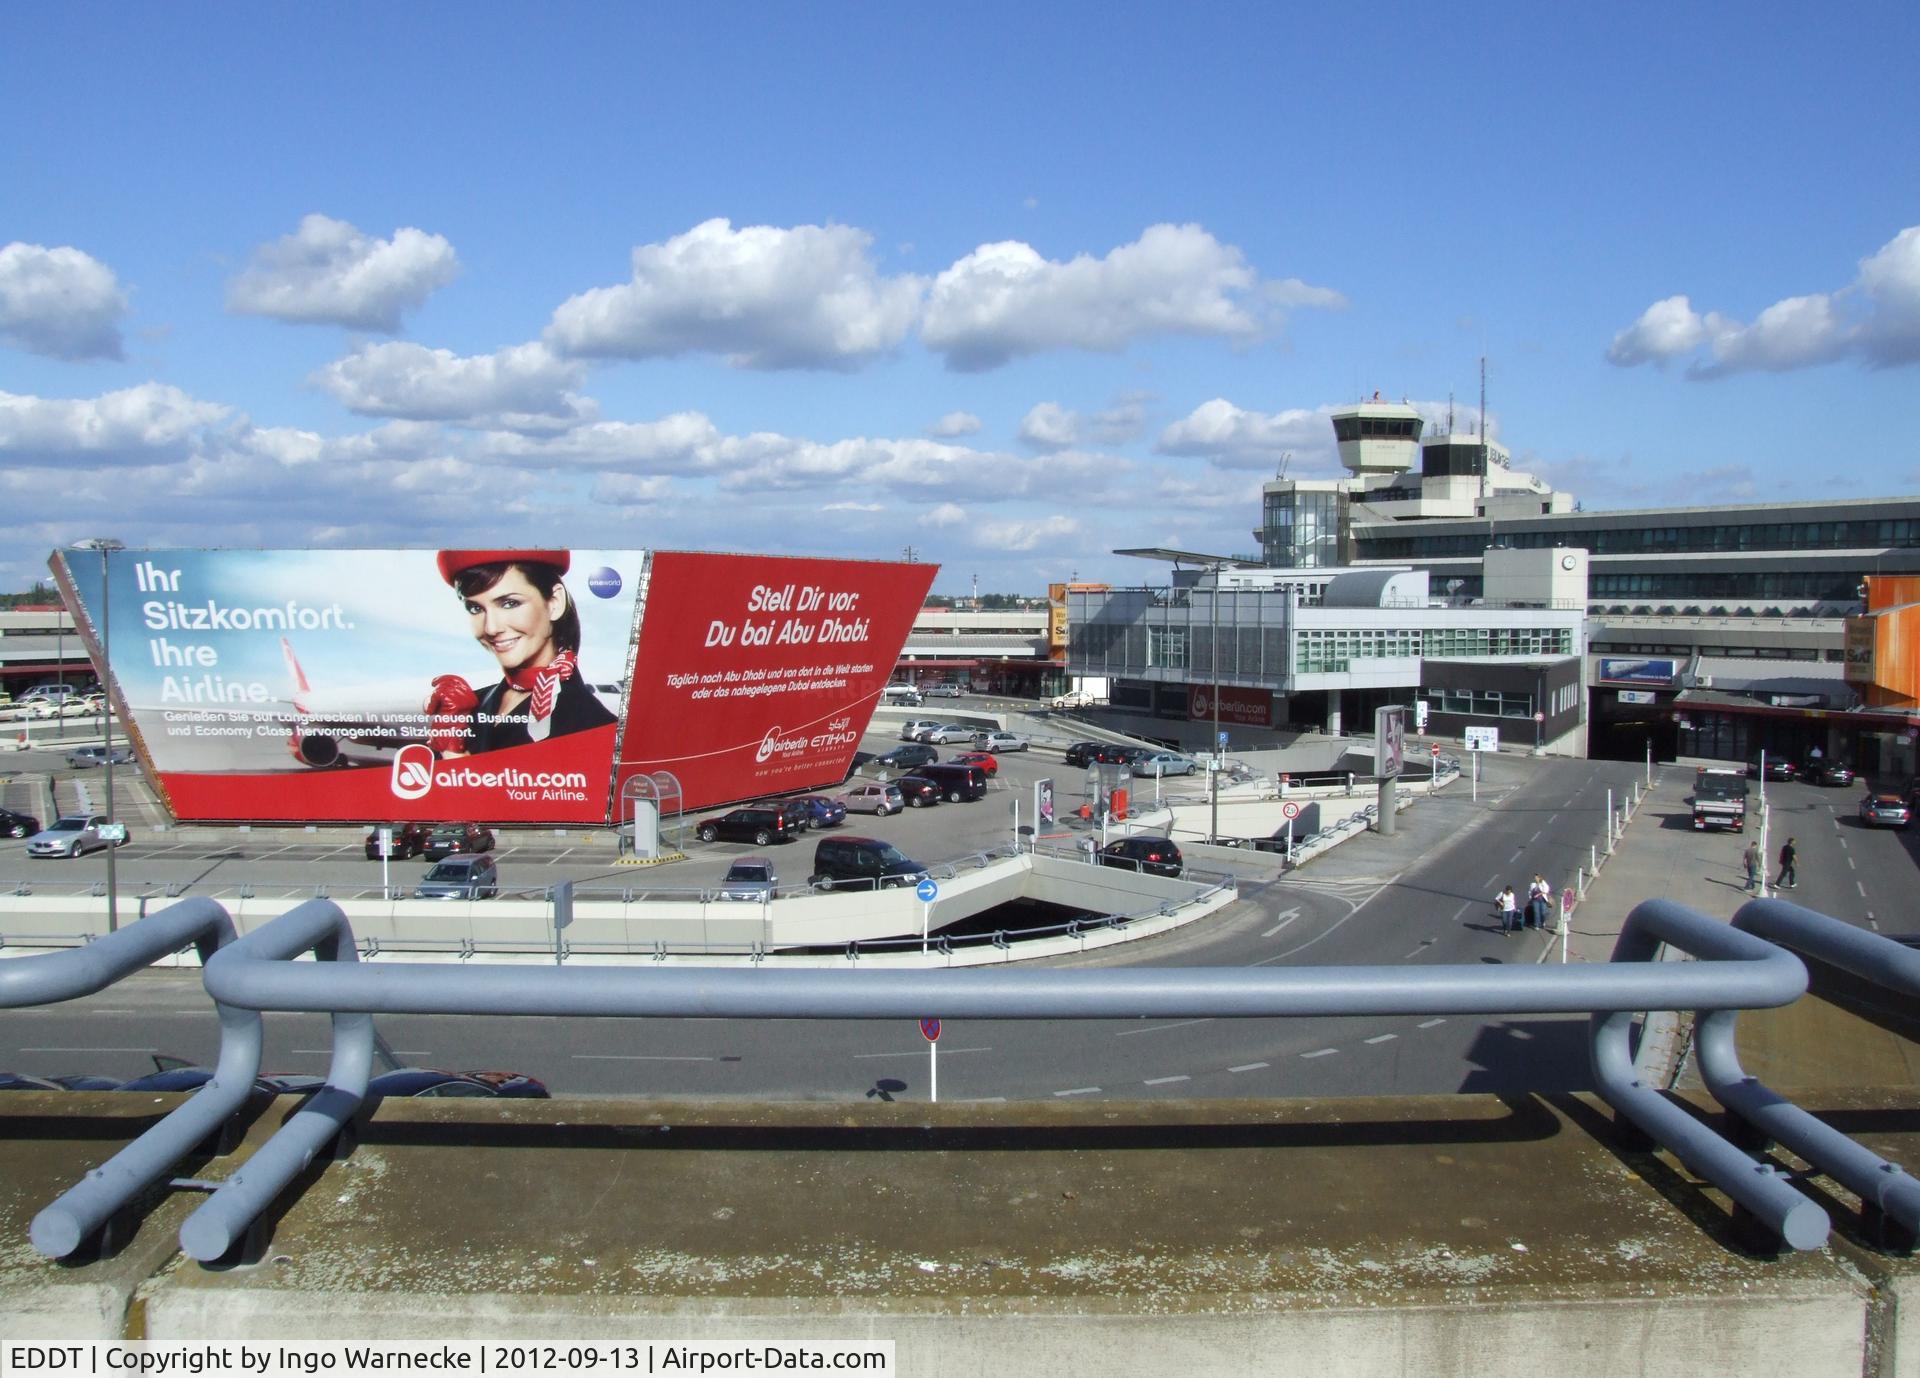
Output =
[{"x1": 505, "y1": 650, "x2": 577, "y2": 741}]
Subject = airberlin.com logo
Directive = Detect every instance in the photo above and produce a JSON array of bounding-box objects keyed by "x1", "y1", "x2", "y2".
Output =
[
  {"x1": 392, "y1": 744, "x2": 436, "y2": 800},
  {"x1": 389, "y1": 743, "x2": 591, "y2": 799}
]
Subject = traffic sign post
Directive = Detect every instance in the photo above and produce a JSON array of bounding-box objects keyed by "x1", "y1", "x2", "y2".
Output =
[
  {"x1": 916, "y1": 877, "x2": 939, "y2": 955},
  {"x1": 919, "y1": 1017, "x2": 942, "y2": 1102},
  {"x1": 1281, "y1": 799, "x2": 1300, "y2": 861}
]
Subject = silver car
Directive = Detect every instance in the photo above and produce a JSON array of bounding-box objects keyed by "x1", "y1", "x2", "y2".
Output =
[
  {"x1": 841, "y1": 782, "x2": 905, "y2": 816},
  {"x1": 1135, "y1": 751, "x2": 1196, "y2": 777},
  {"x1": 27, "y1": 815, "x2": 116, "y2": 858},
  {"x1": 973, "y1": 729, "x2": 1030, "y2": 752},
  {"x1": 923, "y1": 723, "x2": 976, "y2": 744},
  {"x1": 718, "y1": 856, "x2": 778, "y2": 901},
  {"x1": 413, "y1": 854, "x2": 499, "y2": 899},
  {"x1": 900, "y1": 720, "x2": 941, "y2": 742}
]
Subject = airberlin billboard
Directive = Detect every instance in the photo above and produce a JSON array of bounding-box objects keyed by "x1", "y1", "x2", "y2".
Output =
[{"x1": 50, "y1": 547, "x2": 935, "y2": 825}]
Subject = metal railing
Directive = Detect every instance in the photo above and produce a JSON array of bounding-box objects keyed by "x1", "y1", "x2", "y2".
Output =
[{"x1": 16, "y1": 893, "x2": 1920, "y2": 1262}]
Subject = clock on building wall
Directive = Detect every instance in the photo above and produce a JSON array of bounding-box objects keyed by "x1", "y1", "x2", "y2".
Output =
[{"x1": 1559, "y1": 554, "x2": 1577, "y2": 570}]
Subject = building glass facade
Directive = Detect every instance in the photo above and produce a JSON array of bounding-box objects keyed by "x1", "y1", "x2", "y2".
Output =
[{"x1": 1260, "y1": 489, "x2": 1343, "y2": 568}]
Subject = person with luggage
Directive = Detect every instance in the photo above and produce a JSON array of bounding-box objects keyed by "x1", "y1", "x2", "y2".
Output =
[{"x1": 1526, "y1": 873, "x2": 1552, "y2": 930}]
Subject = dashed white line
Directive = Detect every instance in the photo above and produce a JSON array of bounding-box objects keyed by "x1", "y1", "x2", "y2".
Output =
[
  {"x1": 23, "y1": 1046, "x2": 154, "y2": 1054},
  {"x1": 1364, "y1": 1034, "x2": 1398, "y2": 1045},
  {"x1": 1300, "y1": 1048, "x2": 1339, "y2": 1059},
  {"x1": 1417, "y1": 1018, "x2": 1447, "y2": 1029},
  {"x1": 1143, "y1": 1075, "x2": 1191, "y2": 1086},
  {"x1": 1838, "y1": 837, "x2": 1849, "y2": 849},
  {"x1": 1054, "y1": 1086, "x2": 1102, "y2": 1097},
  {"x1": 572, "y1": 1054, "x2": 718, "y2": 1062},
  {"x1": 1849, "y1": 856, "x2": 1857, "y2": 870},
  {"x1": 1116, "y1": 1018, "x2": 1213, "y2": 1038},
  {"x1": 1526, "y1": 829, "x2": 1543, "y2": 846},
  {"x1": 1227, "y1": 1062, "x2": 1268, "y2": 1074},
  {"x1": 1858, "y1": 881, "x2": 1868, "y2": 898},
  {"x1": 852, "y1": 1047, "x2": 991, "y2": 1059}
]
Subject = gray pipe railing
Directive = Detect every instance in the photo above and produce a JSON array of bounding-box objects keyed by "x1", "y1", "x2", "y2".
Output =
[
  {"x1": 177, "y1": 899, "x2": 373, "y2": 1263},
  {"x1": 186, "y1": 894, "x2": 1822, "y2": 1257},
  {"x1": 1699, "y1": 897, "x2": 1920, "y2": 1245},
  {"x1": 0, "y1": 898, "x2": 266, "y2": 1259}
]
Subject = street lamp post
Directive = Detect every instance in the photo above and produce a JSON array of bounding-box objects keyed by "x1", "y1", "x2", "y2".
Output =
[{"x1": 75, "y1": 538, "x2": 124, "y2": 931}]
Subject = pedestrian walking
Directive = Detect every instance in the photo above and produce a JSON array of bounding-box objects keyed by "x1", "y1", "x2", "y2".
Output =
[
  {"x1": 1742, "y1": 841, "x2": 1760, "y2": 892},
  {"x1": 1495, "y1": 884, "x2": 1520, "y2": 936},
  {"x1": 1777, "y1": 837, "x2": 1798, "y2": 889},
  {"x1": 1526, "y1": 873, "x2": 1551, "y2": 929}
]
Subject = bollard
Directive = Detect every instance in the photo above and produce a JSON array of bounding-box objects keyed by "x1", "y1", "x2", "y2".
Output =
[
  {"x1": 1576, "y1": 866, "x2": 1585, "y2": 901},
  {"x1": 1591, "y1": 843, "x2": 1598, "y2": 873}
]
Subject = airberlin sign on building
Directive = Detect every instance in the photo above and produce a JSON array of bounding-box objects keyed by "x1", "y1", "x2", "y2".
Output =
[{"x1": 51, "y1": 547, "x2": 934, "y2": 825}]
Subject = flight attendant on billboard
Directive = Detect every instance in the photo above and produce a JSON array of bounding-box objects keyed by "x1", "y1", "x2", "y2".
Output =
[{"x1": 426, "y1": 550, "x2": 616, "y2": 756}]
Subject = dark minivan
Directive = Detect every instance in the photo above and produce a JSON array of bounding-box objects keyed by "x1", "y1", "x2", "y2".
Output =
[
  {"x1": 914, "y1": 762, "x2": 988, "y2": 802},
  {"x1": 810, "y1": 836, "x2": 929, "y2": 891}
]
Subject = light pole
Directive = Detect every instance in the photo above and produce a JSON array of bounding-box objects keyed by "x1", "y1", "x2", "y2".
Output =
[{"x1": 74, "y1": 538, "x2": 124, "y2": 931}]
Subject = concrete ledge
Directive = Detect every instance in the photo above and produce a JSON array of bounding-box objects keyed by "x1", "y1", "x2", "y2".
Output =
[{"x1": 2, "y1": 1090, "x2": 1913, "y2": 1374}]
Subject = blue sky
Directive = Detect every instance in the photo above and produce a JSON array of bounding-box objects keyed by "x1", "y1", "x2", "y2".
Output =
[{"x1": 4, "y1": 3, "x2": 1917, "y2": 595}]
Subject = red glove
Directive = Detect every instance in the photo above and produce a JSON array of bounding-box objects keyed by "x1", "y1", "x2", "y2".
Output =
[{"x1": 426, "y1": 675, "x2": 479, "y2": 755}]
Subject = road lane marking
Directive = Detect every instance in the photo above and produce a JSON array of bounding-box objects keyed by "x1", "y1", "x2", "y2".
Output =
[
  {"x1": 1858, "y1": 881, "x2": 1868, "y2": 897},
  {"x1": 1527, "y1": 829, "x2": 1543, "y2": 845},
  {"x1": 1227, "y1": 1062, "x2": 1268, "y2": 1073},
  {"x1": 1849, "y1": 856, "x2": 1857, "y2": 870},
  {"x1": 1143, "y1": 1075, "x2": 1191, "y2": 1086},
  {"x1": 1364, "y1": 1034, "x2": 1398, "y2": 1044},
  {"x1": 1261, "y1": 908, "x2": 1302, "y2": 937},
  {"x1": 1417, "y1": 1018, "x2": 1447, "y2": 1029},
  {"x1": 1839, "y1": 837, "x2": 1849, "y2": 849},
  {"x1": 1116, "y1": 1018, "x2": 1213, "y2": 1037},
  {"x1": 852, "y1": 1047, "x2": 990, "y2": 1058},
  {"x1": 1300, "y1": 1048, "x2": 1338, "y2": 1059},
  {"x1": 571, "y1": 1054, "x2": 719, "y2": 1062},
  {"x1": 1054, "y1": 1086, "x2": 1101, "y2": 1097}
]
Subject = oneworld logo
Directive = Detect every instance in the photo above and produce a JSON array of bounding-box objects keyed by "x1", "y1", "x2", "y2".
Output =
[
  {"x1": 588, "y1": 566, "x2": 623, "y2": 599},
  {"x1": 391, "y1": 744, "x2": 436, "y2": 800}
]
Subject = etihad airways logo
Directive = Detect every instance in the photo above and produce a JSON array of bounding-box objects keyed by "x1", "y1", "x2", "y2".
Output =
[
  {"x1": 754, "y1": 717, "x2": 860, "y2": 764},
  {"x1": 389, "y1": 743, "x2": 591, "y2": 799}
]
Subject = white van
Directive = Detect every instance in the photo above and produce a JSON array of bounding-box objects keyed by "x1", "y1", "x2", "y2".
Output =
[
  {"x1": 880, "y1": 683, "x2": 923, "y2": 706},
  {"x1": 18, "y1": 685, "x2": 77, "y2": 718}
]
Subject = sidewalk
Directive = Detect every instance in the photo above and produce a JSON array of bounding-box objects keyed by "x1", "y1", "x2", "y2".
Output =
[{"x1": 1565, "y1": 765, "x2": 1919, "y2": 1093}]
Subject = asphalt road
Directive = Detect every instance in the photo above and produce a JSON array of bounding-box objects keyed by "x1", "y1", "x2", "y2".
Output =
[{"x1": 0, "y1": 745, "x2": 1723, "y2": 1103}]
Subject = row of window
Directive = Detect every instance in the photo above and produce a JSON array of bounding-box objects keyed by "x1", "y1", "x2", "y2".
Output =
[
  {"x1": 1423, "y1": 688, "x2": 1536, "y2": 719},
  {"x1": 1590, "y1": 642, "x2": 1835, "y2": 662},
  {"x1": 1359, "y1": 515, "x2": 1920, "y2": 560},
  {"x1": 1333, "y1": 416, "x2": 1423, "y2": 441},
  {"x1": 1295, "y1": 626, "x2": 1575, "y2": 674}
]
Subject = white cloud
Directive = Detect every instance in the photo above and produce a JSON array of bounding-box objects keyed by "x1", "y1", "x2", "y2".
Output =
[
  {"x1": 546, "y1": 217, "x2": 922, "y2": 370},
  {"x1": 975, "y1": 514, "x2": 1081, "y2": 551},
  {"x1": 227, "y1": 213, "x2": 460, "y2": 331},
  {"x1": 926, "y1": 410, "x2": 981, "y2": 438},
  {"x1": 470, "y1": 410, "x2": 721, "y2": 471},
  {"x1": 921, "y1": 223, "x2": 1345, "y2": 371},
  {"x1": 310, "y1": 341, "x2": 591, "y2": 428},
  {"x1": 1088, "y1": 393, "x2": 1150, "y2": 446},
  {"x1": 1608, "y1": 225, "x2": 1920, "y2": 376},
  {"x1": 919, "y1": 502, "x2": 967, "y2": 527},
  {"x1": 591, "y1": 473, "x2": 673, "y2": 506},
  {"x1": 823, "y1": 500, "x2": 886, "y2": 512},
  {"x1": 1018, "y1": 401, "x2": 1079, "y2": 451},
  {"x1": 0, "y1": 243, "x2": 129, "y2": 361},
  {"x1": 1155, "y1": 398, "x2": 1330, "y2": 469},
  {"x1": 0, "y1": 383, "x2": 229, "y2": 463}
]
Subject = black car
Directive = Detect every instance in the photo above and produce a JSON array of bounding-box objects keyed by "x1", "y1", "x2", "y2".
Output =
[
  {"x1": 0, "y1": 807, "x2": 41, "y2": 839},
  {"x1": 1063, "y1": 742, "x2": 1102, "y2": 768},
  {"x1": 1096, "y1": 836, "x2": 1185, "y2": 878},
  {"x1": 365, "y1": 821, "x2": 433, "y2": 860},
  {"x1": 894, "y1": 774, "x2": 943, "y2": 808},
  {"x1": 697, "y1": 806, "x2": 799, "y2": 846},
  {"x1": 875, "y1": 742, "x2": 939, "y2": 771},
  {"x1": 1753, "y1": 758, "x2": 1797, "y2": 782},
  {"x1": 810, "y1": 835, "x2": 930, "y2": 891},
  {"x1": 1809, "y1": 762, "x2": 1856, "y2": 787},
  {"x1": 1095, "y1": 743, "x2": 1150, "y2": 765},
  {"x1": 422, "y1": 823, "x2": 497, "y2": 859}
]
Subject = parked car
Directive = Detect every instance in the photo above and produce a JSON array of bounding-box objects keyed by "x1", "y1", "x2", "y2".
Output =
[
  {"x1": 1754, "y1": 758, "x2": 1798, "y2": 781},
  {"x1": 880, "y1": 685, "x2": 924, "y2": 707},
  {"x1": 875, "y1": 743, "x2": 939, "y2": 771},
  {"x1": 0, "y1": 807, "x2": 41, "y2": 839},
  {"x1": 923, "y1": 723, "x2": 976, "y2": 744},
  {"x1": 422, "y1": 823, "x2": 496, "y2": 859},
  {"x1": 1095, "y1": 743, "x2": 1150, "y2": 765},
  {"x1": 1096, "y1": 836, "x2": 1186, "y2": 878},
  {"x1": 1063, "y1": 741, "x2": 1103, "y2": 768},
  {"x1": 65, "y1": 744, "x2": 135, "y2": 768},
  {"x1": 27, "y1": 815, "x2": 119, "y2": 858},
  {"x1": 810, "y1": 835, "x2": 929, "y2": 891},
  {"x1": 789, "y1": 794, "x2": 848, "y2": 828},
  {"x1": 1052, "y1": 690, "x2": 1100, "y2": 709},
  {"x1": 1809, "y1": 761, "x2": 1856, "y2": 787},
  {"x1": 718, "y1": 856, "x2": 778, "y2": 902},
  {"x1": 973, "y1": 729, "x2": 1029, "y2": 752},
  {"x1": 950, "y1": 750, "x2": 999, "y2": 777},
  {"x1": 900, "y1": 720, "x2": 942, "y2": 742},
  {"x1": 1860, "y1": 793, "x2": 1912, "y2": 828},
  {"x1": 1134, "y1": 751, "x2": 1197, "y2": 777},
  {"x1": 368, "y1": 1068, "x2": 549, "y2": 1099},
  {"x1": 697, "y1": 806, "x2": 799, "y2": 846},
  {"x1": 365, "y1": 821, "x2": 433, "y2": 860},
  {"x1": 413, "y1": 853, "x2": 499, "y2": 899},
  {"x1": 841, "y1": 782, "x2": 905, "y2": 816},
  {"x1": 915, "y1": 762, "x2": 989, "y2": 802},
  {"x1": 926, "y1": 682, "x2": 963, "y2": 698},
  {"x1": 894, "y1": 774, "x2": 943, "y2": 808}
]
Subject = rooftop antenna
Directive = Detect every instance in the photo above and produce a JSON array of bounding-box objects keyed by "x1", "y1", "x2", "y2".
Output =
[
  {"x1": 1480, "y1": 355, "x2": 1493, "y2": 548},
  {"x1": 1275, "y1": 450, "x2": 1292, "y2": 481},
  {"x1": 1447, "y1": 390, "x2": 1454, "y2": 435},
  {"x1": 970, "y1": 572, "x2": 979, "y2": 608}
]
